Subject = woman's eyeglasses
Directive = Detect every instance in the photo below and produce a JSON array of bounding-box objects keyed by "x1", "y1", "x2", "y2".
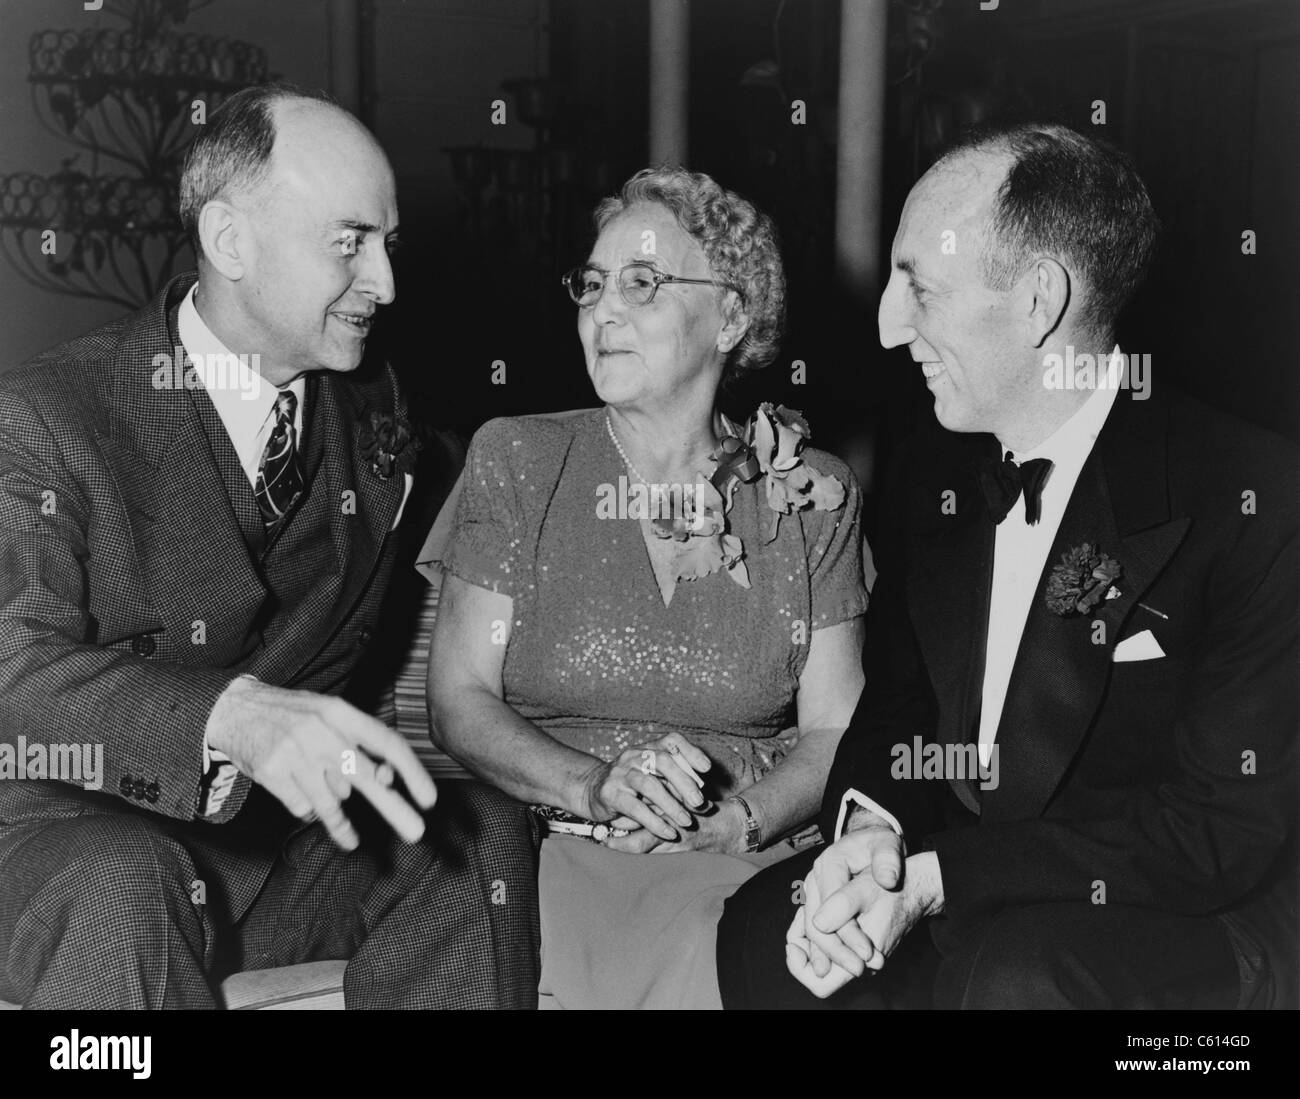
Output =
[{"x1": 561, "y1": 262, "x2": 741, "y2": 308}]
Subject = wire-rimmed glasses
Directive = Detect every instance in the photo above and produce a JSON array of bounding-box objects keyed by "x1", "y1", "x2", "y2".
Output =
[{"x1": 561, "y1": 261, "x2": 742, "y2": 308}]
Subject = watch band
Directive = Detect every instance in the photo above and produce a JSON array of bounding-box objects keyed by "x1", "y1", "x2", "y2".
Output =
[
  {"x1": 528, "y1": 804, "x2": 630, "y2": 844},
  {"x1": 730, "y1": 794, "x2": 762, "y2": 853}
]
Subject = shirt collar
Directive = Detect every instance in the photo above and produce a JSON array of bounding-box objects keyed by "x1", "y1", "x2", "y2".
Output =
[
  {"x1": 1001, "y1": 345, "x2": 1123, "y2": 470},
  {"x1": 177, "y1": 283, "x2": 305, "y2": 481}
]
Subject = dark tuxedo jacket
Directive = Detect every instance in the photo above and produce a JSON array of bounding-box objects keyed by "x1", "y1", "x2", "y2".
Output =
[
  {"x1": 0, "y1": 273, "x2": 412, "y2": 920},
  {"x1": 822, "y1": 384, "x2": 1298, "y2": 1004}
]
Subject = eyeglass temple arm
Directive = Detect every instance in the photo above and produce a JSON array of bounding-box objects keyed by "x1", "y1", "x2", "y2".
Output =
[{"x1": 660, "y1": 274, "x2": 743, "y2": 296}]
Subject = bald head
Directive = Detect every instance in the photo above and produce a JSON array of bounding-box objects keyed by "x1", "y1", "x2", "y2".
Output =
[
  {"x1": 903, "y1": 148, "x2": 1014, "y2": 286},
  {"x1": 258, "y1": 97, "x2": 391, "y2": 212},
  {"x1": 179, "y1": 84, "x2": 391, "y2": 258}
]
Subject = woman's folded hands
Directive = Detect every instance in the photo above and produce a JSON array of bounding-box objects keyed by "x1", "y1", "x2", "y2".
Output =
[{"x1": 579, "y1": 733, "x2": 743, "y2": 854}]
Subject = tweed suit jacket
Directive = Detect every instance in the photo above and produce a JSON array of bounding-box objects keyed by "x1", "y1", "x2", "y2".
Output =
[{"x1": 0, "y1": 272, "x2": 413, "y2": 919}]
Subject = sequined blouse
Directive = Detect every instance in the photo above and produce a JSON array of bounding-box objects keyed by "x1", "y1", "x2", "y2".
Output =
[{"x1": 441, "y1": 409, "x2": 869, "y2": 797}]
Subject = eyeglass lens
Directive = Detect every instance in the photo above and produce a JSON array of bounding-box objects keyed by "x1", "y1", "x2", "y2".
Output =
[{"x1": 567, "y1": 264, "x2": 660, "y2": 306}]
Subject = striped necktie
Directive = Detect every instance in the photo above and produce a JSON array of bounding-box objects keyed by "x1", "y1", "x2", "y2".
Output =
[{"x1": 254, "y1": 389, "x2": 304, "y2": 529}]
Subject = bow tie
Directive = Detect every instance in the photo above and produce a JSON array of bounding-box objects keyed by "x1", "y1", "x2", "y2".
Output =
[{"x1": 977, "y1": 451, "x2": 1054, "y2": 525}]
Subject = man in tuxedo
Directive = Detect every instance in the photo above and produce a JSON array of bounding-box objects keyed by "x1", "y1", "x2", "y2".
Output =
[
  {"x1": 717, "y1": 123, "x2": 1297, "y2": 1009},
  {"x1": 0, "y1": 84, "x2": 540, "y2": 1008}
]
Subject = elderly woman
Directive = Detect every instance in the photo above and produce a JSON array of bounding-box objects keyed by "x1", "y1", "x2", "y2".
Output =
[{"x1": 424, "y1": 167, "x2": 867, "y2": 1008}]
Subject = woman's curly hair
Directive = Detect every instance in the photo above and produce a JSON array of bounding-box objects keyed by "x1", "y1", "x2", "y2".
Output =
[{"x1": 594, "y1": 167, "x2": 786, "y2": 382}]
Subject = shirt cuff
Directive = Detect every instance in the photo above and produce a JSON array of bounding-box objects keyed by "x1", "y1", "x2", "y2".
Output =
[
  {"x1": 200, "y1": 674, "x2": 254, "y2": 817},
  {"x1": 834, "y1": 788, "x2": 904, "y2": 841}
]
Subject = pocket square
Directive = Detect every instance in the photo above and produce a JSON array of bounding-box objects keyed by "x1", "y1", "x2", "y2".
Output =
[
  {"x1": 390, "y1": 472, "x2": 414, "y2": 532},
  {"x1": 1112, "y1": 628, "x2": 1165, "y2": 662}
]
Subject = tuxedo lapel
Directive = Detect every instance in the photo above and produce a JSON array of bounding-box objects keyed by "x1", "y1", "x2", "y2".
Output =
[
  {"x1": 99, "y1": 275, "x2": 269, "y2": 664},
  {"x1": 984, "y1": 392, "x2": 1191, "y2": 822},
  {"x1": 905, "y1": 434, "x2": 996, "y2": 814}
]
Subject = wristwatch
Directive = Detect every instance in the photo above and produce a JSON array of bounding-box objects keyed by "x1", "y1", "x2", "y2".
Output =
[{"x1": 729, "y1": 794, "x2": 762, "y2": 853}]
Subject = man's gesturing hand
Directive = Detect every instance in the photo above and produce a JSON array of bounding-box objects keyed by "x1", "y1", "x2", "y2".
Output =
[{"x1": 207, "y1": 677, "x2": 437, "y2": 850}]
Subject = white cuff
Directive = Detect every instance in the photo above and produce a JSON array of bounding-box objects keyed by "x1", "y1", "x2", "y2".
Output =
[
  {"x1": 202, "y1": 763, "x2": 238, "y2": 817},
  {"x1": 201, "y1": 731, "x2": 233, "y2": 773},
  {"x1": 834, "y1": 788, "x2": 904, "y2": 841},
  {"x1": 201, "y1": 674, "x2": 254, "y2": 817}
]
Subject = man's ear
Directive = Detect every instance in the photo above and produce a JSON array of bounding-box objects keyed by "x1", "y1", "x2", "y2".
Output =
[
  {"x1": 1024, "y1": 257, "x2": 1071, "y2": 348},
  {"x1": 196, "y1": 200, "x2": 249, "y2": 281},
  {"x1": 716, "y1": 291, "x2": 751, "y2": 354}
]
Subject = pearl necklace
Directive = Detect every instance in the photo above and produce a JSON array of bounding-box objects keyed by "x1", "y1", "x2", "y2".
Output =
[
  {"x1": 605, "y1": 411, "x2": 730, "y2": 488},
  {"x1": 604, "y1": 413, "x2": 655, "y2": 487}
]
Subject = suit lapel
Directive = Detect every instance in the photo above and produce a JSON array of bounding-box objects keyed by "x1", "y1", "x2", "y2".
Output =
[
  {"x1": 906, "y1": 433, "x2": 996, "y2": 814},
  {"x1": 983, "y1": 391, "x2": 1191, "y2": 821},
  {"x1": 188, "y1": 382, "x2": 267, "y2": 555},
  {"x1": 313, "y1": 369, "x2": 408, "y2": 595},
  {"x1": 99, "y1": 275, "x2": 269, "y2": 664}
]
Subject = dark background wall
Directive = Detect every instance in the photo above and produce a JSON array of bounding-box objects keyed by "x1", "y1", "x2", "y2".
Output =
[{"x1": 2, "y1": 0, "x2": 1296, "y2": 516}]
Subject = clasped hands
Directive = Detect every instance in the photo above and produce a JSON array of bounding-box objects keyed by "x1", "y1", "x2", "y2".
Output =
[
  {"x1": 206, "y1": 676, "x2": 438, "y2": 850},
  {"x1": 580, "y1": 733, "x2": 743, "y2": 854},
  {"x1": 785, "y1": 811, "x2": 944, "y2": 998}
]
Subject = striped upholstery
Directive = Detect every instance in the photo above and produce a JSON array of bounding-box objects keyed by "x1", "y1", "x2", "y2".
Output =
[{"x1": 370, "y1": 568, "x2": 471, "y2": 780}]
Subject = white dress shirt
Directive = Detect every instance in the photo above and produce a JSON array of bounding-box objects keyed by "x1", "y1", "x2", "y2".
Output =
[
  {"x1": 837, "y1": 353, "x2": 1123, "y2": 839},
  {"x1": 176, "y1": 283, "x2": 305, "y2": 486}
]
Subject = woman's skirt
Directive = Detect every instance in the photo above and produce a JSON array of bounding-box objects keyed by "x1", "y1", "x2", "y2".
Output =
[{"x1": 537, "y1": 834, "x2": 795, "y2": 1010}]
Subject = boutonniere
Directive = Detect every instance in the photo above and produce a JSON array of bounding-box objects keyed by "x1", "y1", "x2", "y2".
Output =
[
  {"x1": 1045, "y1": 542, "x2": 1123, "y2": 617},
  {"x1": 358, "y1": 408, "x2": 421, "y2": 480}
]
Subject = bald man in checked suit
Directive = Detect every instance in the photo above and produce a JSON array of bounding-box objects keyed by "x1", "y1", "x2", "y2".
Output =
[{"x1": 0, "y1": 85, "x2": 540, "y2": 1009}]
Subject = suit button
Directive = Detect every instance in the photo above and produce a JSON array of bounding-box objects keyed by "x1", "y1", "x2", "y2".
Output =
[
  {"x1": 145, "y1": 781, "x2": 159, "y2": 804},
  {"x1": 119, "y1": 774, "x2": 133, "y2": 797},
  {"x1": 356, "y1": 627, "x2": 373, "y2": 648},
  {"x1": 131, "y1": 634, "x2": 156, "y2": 657}
]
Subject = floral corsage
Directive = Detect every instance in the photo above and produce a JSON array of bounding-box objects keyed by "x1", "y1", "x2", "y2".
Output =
[{"x1": 653, "y1": 403, "x2": 846, "y2": 588}]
